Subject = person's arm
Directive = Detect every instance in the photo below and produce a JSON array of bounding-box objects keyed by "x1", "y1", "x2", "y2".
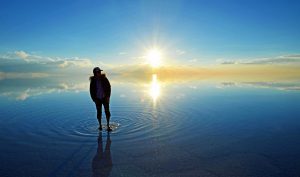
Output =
[
  {"x1": 106, "y1": 78, "x2": 111, "y2": 97},
  {"x1": 104, "y1": 77, "x2": 111, "y2": 103},
  {"x1": 90, "y1": 79, "x2": 96, "y2": 102}
]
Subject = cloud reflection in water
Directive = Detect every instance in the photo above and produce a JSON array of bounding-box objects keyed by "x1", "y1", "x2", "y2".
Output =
[{"x1": 1, "y1": 73, "x2": 300, "y2": 101}]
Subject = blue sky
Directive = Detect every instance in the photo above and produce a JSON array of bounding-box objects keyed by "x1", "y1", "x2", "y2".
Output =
[{"x1": 0, "y1": 0, "x2": 300, "y2": 65}]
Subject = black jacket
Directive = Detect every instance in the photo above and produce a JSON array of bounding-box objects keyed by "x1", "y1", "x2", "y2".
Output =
[{"x1": 90, "y1": 75, "x2": 111, "y2": 101}]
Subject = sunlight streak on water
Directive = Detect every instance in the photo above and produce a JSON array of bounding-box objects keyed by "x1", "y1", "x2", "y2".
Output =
[{"x1": 149, "y1": 74, "x2": 161, "y2": 105}]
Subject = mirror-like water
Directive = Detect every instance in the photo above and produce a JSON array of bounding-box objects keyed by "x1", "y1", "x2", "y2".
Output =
[{"x1": 1, "y1": 77, "x2": 300, "y2": 177}]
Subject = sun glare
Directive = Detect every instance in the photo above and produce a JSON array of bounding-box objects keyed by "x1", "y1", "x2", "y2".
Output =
[
  {"x1": 149, "y1": 74, "x2": 160, "y2": 103},
  {"x1": 147, "y1": 49, "x2": 161, "y2": 68}
]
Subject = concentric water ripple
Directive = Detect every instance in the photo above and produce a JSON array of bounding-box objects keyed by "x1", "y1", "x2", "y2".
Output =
[{"x1": 5, "y1": 99, "x2": 202, "y2": 148}]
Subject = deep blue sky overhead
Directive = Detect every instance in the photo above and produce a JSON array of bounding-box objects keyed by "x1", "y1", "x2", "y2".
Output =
[{"x1": 0, "y1": 0, "x2": 300, "y2": 65}]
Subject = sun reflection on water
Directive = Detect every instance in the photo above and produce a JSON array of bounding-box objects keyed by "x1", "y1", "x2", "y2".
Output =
[{"x1": 149, "y1": 74, "x2": 161, "y2": 104}]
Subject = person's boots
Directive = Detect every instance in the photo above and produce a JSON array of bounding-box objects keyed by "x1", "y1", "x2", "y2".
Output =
[
  {"x1": 97, "y1": 118, "x2": 102, "y2": 131},
  {"x1": 106, "y1": 116, "x2": 112, "y2": 131}
]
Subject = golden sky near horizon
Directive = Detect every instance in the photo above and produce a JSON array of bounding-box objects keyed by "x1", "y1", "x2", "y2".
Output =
[{"x1": 114, "y1": 64, "x2": 300, "y2": 83}]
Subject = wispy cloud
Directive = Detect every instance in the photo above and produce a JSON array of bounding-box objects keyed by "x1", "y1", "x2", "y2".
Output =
[
  {"x1": 15, "y1": 51, "x2": 29, "y2": 60},
  {"x1": 218, "y1": 60, "x2": 237, "y2": 65},
  {"x1": 1, "y1": 51, "x2": 300, "y2": 82},
  {"x1": 118, "y1": 52, "x2": 127, "y2": 55},
  {"x1": 0, "y1": 72, "x2": 50, "y2": 80},
  {"x1": 188, "y1": 58, "x2": 198, "y2": 63},
  {"x1": 1, "y1": 50, "x2": 93, "y2": 68},
  {"x1": 175, "y1": 49, "x2": 186, "y2": 55},
  {"x1": 218, "y1": 82, "x2": 300, "y2": 91},
  {"x1": 0, "y1": 51, "x2": 95, "y2": 76},
  {"x1": 14, "y1": 50, "x2": 54, "y2": 63},
  {"x1": 219, "y1": 54, "x2": 300, "y2": 65},
  {"x1": 57, "y1": 58, "x2": 93, "y2": 68}
]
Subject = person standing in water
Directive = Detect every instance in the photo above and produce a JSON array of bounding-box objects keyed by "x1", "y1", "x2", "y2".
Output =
[{"x1": 90, "y1": 67, "x2": 112, "y2": 131}]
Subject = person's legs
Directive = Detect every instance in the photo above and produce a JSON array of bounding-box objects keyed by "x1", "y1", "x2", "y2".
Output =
[
  {"x1": 103, "y1": 100, "x2": 111, "y2": 131},
  {"x1": 95, "y1": 99, "x2": 103, "y2": 130}
]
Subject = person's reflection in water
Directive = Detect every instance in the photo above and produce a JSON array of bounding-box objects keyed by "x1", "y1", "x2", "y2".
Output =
[{"x1": 92, "y1": 131, "x2": 113, "y2": 177}]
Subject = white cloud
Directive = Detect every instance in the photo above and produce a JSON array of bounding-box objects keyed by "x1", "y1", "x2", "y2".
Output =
[
  {"x1": 220, "y1": 54, "x2": 300, "y2": 65},
  {"x1": 216, "y1": 58, "x2": 238, "y2": 65},
  {"x1": 16, "y1": 89, "x2": 30, "y2": 101},
  {"x1": 176, "y1": 49, "x2": 185, "y2": 55},
  {"x1": 188, "y1": 58, "x2": 198, "y2": 62},
  {"x1": 284, "y1": 54, "x2": 300, "y2": 58},
  {"x1": 119, "y1": 52, "x2": 127, "y2": 55},
  {"x1": 217, "y1": 81, "x2": 300, "y2": 91},
  {"x1": 14, "y1": 50, "x2": 53, "y2": 63},
  {"x1": 57, "y1": 58, "x2": 93, "y2": 68},
  {"x1": 1, "y1": 50, "x2": 94, "y2": 69},
  {"x1": 15, "y1": 51, "x2": 29, "y2": 60},
  {"x1": 221, "y1": 61, "x2": 237, "y2": 65},
  {"x1": 0, "y1": 72, "x2": 50, "y2": 80}
]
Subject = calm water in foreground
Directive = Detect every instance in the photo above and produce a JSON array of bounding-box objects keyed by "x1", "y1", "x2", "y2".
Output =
[{"x1": 1, "y1": 77, "x2": 300, "y2": 177}]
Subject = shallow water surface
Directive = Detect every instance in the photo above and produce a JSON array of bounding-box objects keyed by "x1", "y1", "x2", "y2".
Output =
[{"x1": 1, "y1": 78, "x2": 300, "y2": 177}]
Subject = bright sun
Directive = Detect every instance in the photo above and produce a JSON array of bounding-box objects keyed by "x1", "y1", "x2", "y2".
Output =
[{"x1": 146, "y1": 49, "x2": 161, "y2": 68}]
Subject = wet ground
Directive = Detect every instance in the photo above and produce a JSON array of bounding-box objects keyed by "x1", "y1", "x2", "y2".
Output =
[{"x1": 1, "y1": 79, "x2": 300, "y2": 177}]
